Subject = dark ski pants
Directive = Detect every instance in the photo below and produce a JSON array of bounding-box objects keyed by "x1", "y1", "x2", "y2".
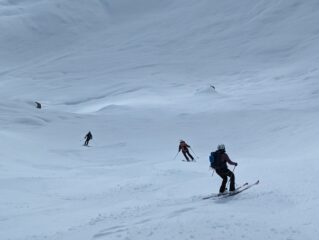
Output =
[
  {"x1": 84, "y1": 139, "x2": 90, "y2": 146},
  {"x1": 182, "y1": 151, "x2": 194, "y2": 161},
  {"x1": 216, "y1": 168, "x2": 235, "y2": 193}
]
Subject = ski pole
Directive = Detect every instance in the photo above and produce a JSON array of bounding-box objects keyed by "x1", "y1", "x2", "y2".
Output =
[
  {"x1": 228, "y1": 165, "x2": 237, "y2": 189},
  {"x1": 190, "y1": 147, "x2": 199, "y2": 159},
  {"x1": 172, "y1": 151, "x2": 179, "y2": 160},
  {"x1": 233, "y1": 166, "x2": 237, "y2": 187}
]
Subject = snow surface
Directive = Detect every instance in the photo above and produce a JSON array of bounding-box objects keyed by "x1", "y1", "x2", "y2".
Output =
[{"x1": 1, "y1": 0, "x2": 319, "y2": 239}]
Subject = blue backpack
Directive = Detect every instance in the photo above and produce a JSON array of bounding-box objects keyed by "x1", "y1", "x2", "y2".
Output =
[{"x1": 209, "y1": 151, "x2": 224, "y2": 170}]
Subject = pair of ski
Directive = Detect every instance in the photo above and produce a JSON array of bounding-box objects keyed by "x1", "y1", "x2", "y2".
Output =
[{"x1": 203, "y1": 180, "x2": 259, "y2": 200}]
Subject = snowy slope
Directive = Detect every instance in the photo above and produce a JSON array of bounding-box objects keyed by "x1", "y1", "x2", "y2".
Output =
[{"x1": 0, "y1": 0, "x2": 319, "y2": 239}]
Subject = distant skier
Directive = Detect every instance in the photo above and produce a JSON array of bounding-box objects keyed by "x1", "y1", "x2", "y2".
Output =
[
  {"x1": 84, "y1": 131, "x2": 93, "y2": 146},
  {"x1": 179, "y1": 140, "x2": 194, "y2": 161},
  {"x1": 210, "y1": 144, "x2": 238, "y2": 193},
  {"x1": 35, "y1": 101, "x2": 42, "y2": 109}
]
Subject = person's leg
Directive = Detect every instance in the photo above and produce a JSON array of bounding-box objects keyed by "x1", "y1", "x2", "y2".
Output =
[
  {"x1": 226, "y1": 169, "x2": 235, "y2": 191},
  {"x1": 186, "y1": 151, "x2": 194, "y2": 161},
  {"x1": 182, "y1": 151, "x2": 190, "y2": 161},
  {"x1": 216, "y1": 169, "x2": 228, "y2": 193}
]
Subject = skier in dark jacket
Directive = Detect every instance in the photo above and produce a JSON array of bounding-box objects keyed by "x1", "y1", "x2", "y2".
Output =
[
  {"x1": 211, "y1": 144, "x2": 238, "y2": 193},
  {"x1": 178, "y1": 140, "x2": 194, "y2": 161},
  {"x1": 84, "y1": 131, "x2": 93, "y2": 146}
]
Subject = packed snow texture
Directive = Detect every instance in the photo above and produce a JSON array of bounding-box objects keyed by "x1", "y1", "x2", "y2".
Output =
[{"x1": 0, "y1": 0, "x2": 319, "y2": 239}]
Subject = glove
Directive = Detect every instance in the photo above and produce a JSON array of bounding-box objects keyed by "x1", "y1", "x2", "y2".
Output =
[{"x1": 234, "y1": 162, "x2": 238, "y2": 166}]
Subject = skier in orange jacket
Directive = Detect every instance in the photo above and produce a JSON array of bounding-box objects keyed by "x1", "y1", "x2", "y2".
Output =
[{"x1": 178, "y1": 140, "x2": 194, "y2": 161}]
